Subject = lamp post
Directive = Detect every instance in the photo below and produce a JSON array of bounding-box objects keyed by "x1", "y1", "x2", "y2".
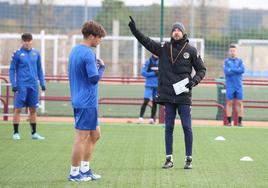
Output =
[
  {"x1": 160, "y1": 0, "x2": 164, "y2": 41},
  {"x1": 84, "y1": 0, "x2": 88, "y2": 22}
]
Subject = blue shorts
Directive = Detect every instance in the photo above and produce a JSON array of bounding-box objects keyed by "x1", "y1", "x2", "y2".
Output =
[
  {"x1": 14, "y1": 85, "x2": 39, "y2": 108},
  {"x1": 73, "y1": 107, "x2": 99, "y2": 130},
  {"x1": 144, "y1": 87, "x2": 157, "y2": 100},
  {"x1": 226, "y1": 88, "x2": 243, "y2": 100}
]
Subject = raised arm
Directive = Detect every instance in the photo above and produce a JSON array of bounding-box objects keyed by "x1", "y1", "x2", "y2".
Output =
[{"x1": 128, "y1": 16, "x2": 161, "y2": 57}]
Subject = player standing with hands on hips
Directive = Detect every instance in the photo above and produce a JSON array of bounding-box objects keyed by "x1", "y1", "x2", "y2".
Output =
[
  {"x1": 128, "y1": 16, "x2": 206, "y2": 169},
  {"x1": 68, "y1": 21, "x2": 106, "y2": 181}
]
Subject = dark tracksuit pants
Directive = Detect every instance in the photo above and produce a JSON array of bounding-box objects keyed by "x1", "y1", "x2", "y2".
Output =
[{"x1": 164, "y1": 103, "x2": 193, "y2": 156}]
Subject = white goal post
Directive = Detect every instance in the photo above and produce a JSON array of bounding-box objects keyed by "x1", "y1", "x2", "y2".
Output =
[{"x1": 238, "y1": 39, "x2": 268, "y2": 77}]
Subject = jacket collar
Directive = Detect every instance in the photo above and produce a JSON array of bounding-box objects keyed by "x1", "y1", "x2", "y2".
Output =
[{"x1": 170, "y1": 34, "x2": 189, "y2": 48}]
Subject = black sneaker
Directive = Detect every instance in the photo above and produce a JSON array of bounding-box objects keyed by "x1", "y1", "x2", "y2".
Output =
[
  {"x1": 184, "y1": 156, "x2": 192, "y2": 169},
  {"x1": 162, "y1": 157, "x2": 174, "y2": 169},
  {"x1": 238, "y1": 122, "x2": 243, "y2": 127}
]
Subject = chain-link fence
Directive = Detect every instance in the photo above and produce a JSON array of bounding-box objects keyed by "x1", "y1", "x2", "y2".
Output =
[{"x1": 0, "y1": 0, "x2": 268, "y2": 77}]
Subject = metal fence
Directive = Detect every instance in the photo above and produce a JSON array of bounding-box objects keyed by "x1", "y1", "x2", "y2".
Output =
[
  {"x1": 2, "y1": 76, "x2": 268, "y2": 122},
  {"x1": 0, "y1": 33, "x2": 204, "y2": 77},
  {"x1": 0, "y1": 0, "x2": 268, "y2": 77}
]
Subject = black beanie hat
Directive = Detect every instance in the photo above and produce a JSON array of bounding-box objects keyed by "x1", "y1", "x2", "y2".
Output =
[{"x1": 171, "y1": 22, "x2": 185, "y2": 35}]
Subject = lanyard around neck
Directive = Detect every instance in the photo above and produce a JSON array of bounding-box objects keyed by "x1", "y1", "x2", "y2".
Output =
[{"x1": 170, "y1": 42, "x2": 188, "y2": 64}]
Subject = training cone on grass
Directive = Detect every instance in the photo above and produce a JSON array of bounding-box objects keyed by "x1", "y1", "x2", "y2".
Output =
[
  {"x1": 240, "y1": 156, "x2": 253, "y2": 161},
  {"x1": 214, "y1": 136, "x2": 226, "y2": 141}
]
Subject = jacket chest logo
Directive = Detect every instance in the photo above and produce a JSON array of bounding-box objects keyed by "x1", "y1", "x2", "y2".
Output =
[{"x1": 183, "y1": 52, "x2": 190, "y2": 59}]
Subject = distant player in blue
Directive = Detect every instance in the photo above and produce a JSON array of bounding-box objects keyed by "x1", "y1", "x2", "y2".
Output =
[
  {"x1": 224, "y1": 44, "x2": 245, "y2": 126},
  {"x1": 138, "y1": 54, "x2": 158, "y2": 124},
  {"x1": 68, "y1": 21, "x2": 106, "y2": 182},
  {"x1": 9, "y1": 33, "x2": 46, "y2": 140}
]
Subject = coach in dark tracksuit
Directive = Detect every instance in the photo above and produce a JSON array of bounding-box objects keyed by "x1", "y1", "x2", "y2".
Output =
[{"x1": 128, "y1": 17, "x2": 206, "y2": 169}]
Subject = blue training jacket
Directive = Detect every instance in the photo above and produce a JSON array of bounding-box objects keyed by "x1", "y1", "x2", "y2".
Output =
[
  {"x1": 68, "y1": 44, "x2": 104, "y2": 108},
  {"x1": 141, "y1": 56, "x2": 158, "y2": 87},
  {"x1": 9, "y1": 47, "x2": 45, "y2": 88},
  {"x1": 224, "y1": 57, "x2": 245, "y2": 90}
]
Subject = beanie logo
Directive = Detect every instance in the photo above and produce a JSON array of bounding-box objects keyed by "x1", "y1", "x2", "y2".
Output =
[{"x1": 183, "y1": 52, "x2": 190, "y2": 59}]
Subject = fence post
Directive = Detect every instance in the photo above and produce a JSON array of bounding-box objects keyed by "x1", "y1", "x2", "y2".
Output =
[
  {"x1": 0, "y1": 77, "x2": 9, "y2": 121},
  {"x1": 159, "y1": 105, "x2": 165, "y2": 124},
  {"x1": 40, "y1": 30, "x2": 46, "y2": 114},
  {"x1": 215, "y1": 77, "x2": 226, "y2": 121},
  {"x1": 3, "y1": 85, "x2": 9, "y2": 121}
]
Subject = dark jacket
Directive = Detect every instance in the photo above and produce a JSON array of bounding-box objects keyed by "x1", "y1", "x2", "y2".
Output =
[{"x1": 130, "y1": 28, "x2": 206, "y2": 105}]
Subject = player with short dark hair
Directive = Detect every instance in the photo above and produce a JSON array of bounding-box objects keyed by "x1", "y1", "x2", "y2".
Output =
[
  {"x1": 138, "y1": 54, "x2": 159, "y2": 124},
  {"x1": 224, "y1": 44, "x2": 245, "y2": 126},
  {"x1": 68, "y1": 20, "x2": 106, "y2": 182},
  {"x1": 21, "y1": 33, "x2": 33, "y2": 41},
  {"x1": 9, "y1": 33, "x2": 46, "y2": 140}
]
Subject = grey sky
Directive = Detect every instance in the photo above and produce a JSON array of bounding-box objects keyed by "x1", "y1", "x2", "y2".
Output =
[{"x1": 2, "y1": 0, "x2": 268, "y2": 10}]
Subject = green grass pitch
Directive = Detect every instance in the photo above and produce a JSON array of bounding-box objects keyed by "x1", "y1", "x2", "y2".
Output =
[{"x1": 0, "y1": 122, "x2": 267, "y2": 188}]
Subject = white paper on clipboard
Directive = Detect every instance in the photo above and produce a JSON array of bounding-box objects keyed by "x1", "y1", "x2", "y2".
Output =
[{"x1": 172, "y1": 78, "x2": 189, "y2": 95}]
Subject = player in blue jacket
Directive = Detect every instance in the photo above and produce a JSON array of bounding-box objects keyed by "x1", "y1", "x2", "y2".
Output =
[
  {"x1": 224, "y1": 44, "x2": 245, "y2": 126},
  {"x1": 138, "y1": 54, "x2": 159, "y2": 124},
  {"x1": 9, "y1": 33, "x2": 46, "y2": 140},
  {"x1": 68, "y1": 21, "x2": 106, "y2": 182}
]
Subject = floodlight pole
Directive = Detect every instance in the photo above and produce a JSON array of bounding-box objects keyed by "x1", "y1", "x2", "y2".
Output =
[
  {"x1": 190, "y1": 0, "x2": 195, "y2": 38},
  {"x1": 160, "y1": 0, "x2": 164, "y2": 42},
  {"x1": 159, "y1": 0, "x2": 165, "y2": 124},
  {"x1": 84, "y1": 0, "x2": 88, "y2": 22}
]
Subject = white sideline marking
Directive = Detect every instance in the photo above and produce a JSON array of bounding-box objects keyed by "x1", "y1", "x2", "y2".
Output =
[
  {"x1": 240, "y1": 156, "x2": 253, "y2": 161},
  {"x1": 214, "y1": 136, "x2": 226, "y2": 141}
]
